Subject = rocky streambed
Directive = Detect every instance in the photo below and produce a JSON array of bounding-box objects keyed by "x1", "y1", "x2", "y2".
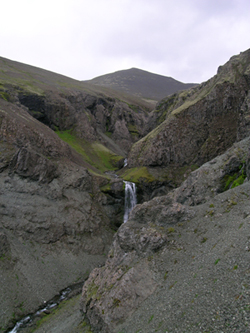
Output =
[{"x1": 7, "y1": 283, "x2": 84, "y2": 333}]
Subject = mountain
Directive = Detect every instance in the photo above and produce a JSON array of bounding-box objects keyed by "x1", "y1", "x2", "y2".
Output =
[
  {"x1": 80, "y1": 49, "x2": 250, "y2": 332},
  {"x1": 86, "y1": 67, "x2": 197, "y2": 102},
  {"x1": 0, "y1": 49, "x2": 250, "y2": 332}
]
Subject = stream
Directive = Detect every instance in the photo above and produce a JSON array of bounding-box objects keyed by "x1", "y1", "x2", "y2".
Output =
[{"x1": 7, "y1": 282, "x2": 83, "y2": 333}]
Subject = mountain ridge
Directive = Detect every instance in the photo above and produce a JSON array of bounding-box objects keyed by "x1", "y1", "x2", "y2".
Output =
[{"x1": 85, "y1": 67, "x2": 197, "y2": 101}]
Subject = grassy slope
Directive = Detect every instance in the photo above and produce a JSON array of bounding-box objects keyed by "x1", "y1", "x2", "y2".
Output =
[
  {"x1": 0, "y1": 57, "x2": 154, "y2": 110},
  {"x1": 55, "y1": 130, "x2": 124, "y2": 174}
]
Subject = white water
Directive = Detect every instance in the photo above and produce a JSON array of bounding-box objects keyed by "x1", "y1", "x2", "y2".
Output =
[
  {"x1": 8, "y1": 287, "x2": 72, "y2": 333},
  {"x1": 123, "y1": 181, "x2": 137, "y2": 223}
]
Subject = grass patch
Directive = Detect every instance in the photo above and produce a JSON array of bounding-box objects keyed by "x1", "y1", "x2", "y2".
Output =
[
  {"x1": 231, "y1": 174, "x2": 246, "y2": 188},
  {"x1": 55, "y1": 130, "x2": 123, "y2": 173},
  {"x1": 214, "y1": 258, "x2": 220, "y2": 265},
  {"x1": 223, "y1": 165, "x2": 246, "y2": 191},
  {"x1": 148, "y1": 314, "x2": 154, "y2": 323},
  {"x1": 0, "y1": 91, "x2": 10, "y2": 101},
  {"x1": 118, "y1": 166, "x2": 155, "y2": 183},
  {"x1": 127, "y1": 123, "x2": 139, "y2": 135}
]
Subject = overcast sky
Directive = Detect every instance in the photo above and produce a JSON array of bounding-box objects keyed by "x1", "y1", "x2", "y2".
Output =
[{"x1": 1, "y1": 0, "x2": 249, "y2": 83}]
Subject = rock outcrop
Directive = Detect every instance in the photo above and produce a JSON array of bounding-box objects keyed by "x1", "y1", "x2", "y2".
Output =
[
  {"x1": 0, "y1": 57, "x2": 151, "y2": 157},
  {"x1": 0, "y1": 100, "x2": 115, "y2": 331},
  {"x1": 128, "y1": 48, "x2": 250, "y2": 170}
]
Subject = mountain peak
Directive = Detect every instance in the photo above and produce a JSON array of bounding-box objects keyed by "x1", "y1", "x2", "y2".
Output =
[{"x1": 86, "y1": 68, "x2": 197, "y2": 101}]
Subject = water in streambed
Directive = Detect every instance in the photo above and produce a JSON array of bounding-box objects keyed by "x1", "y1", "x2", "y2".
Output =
[{"x1": 7, "y1": 283, "x2": 83, "y2": 333}]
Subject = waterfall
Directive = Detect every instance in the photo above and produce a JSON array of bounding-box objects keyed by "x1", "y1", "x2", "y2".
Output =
[{"x1": 123, "y1": 181, "x2": 137, "y2": 223}]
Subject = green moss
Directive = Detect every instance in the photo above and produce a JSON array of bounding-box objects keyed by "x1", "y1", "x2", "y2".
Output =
[
  {"x1": 100, "y1": 183, "x2": 112, "y2": 193},
  {"x1": 223, "y1": 163, "x2": 246, "y2": 191},
  {"x1": 224, "y1": 174, "x2": 238, "y2": 191},
  {"x1": 127, "y1": 123, "x2": 139, "y2": 135},
  {"x1": 214, "y1": 258, "x2": 220, "y2": 265},
  {"x1": 120, "y1": 166, "x2": 155, "y2": 183},
  {"x1": 231, "y1": 174, "x2": 246, "y2": 188},
  {"x1": 148, "y1": 314, "x2": 154, "y2": 323}
]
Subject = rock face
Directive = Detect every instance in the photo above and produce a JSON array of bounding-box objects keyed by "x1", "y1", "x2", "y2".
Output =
[
  {"x1": 80, "y1": 138, "x2": 250, "y2": 333},
  {"x1": 0, "y1": 57, "x2": 151, "y2": 157},
  {"x1": 18, "y1": 90, "x2": 149, "y2": 154},
  {"x1": 128, "y1": 48, "x2": 250, "y2": 169},
  {"x1": 0, "y1": 100, "x2": 115, "y2": 331}
]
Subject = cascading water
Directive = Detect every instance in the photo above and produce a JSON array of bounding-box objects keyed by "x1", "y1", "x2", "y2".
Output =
[{"x1": 123, "y1": 181, "x2": 137, "y2": 223}]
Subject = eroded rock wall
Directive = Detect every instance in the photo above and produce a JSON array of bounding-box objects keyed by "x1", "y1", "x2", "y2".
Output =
[
  {"x1": 128, "y1": 49, "x2": 250, "y2": 168},
  {"x1": 0, "y1": 101, "x2": 115, "y2": 331}
]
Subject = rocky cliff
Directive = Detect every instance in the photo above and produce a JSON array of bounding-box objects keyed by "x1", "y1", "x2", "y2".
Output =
[
  {"x1": 128, "y1": 49, "x2": 250, "y2": 170},
  {"x1": 0, "y1": 97, "x2": 122, "y2": 331}
]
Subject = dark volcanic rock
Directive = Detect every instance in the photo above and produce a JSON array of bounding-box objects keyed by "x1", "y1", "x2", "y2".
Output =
[
  {"x1": 16, "y1": 89, "x2": 149, "y2": 154},
  {"x1": 0, "y1": 98, "x2": 115, "y2": 331},
  {"x1": 128, "y1": 49, "x2": 250, "y2": 169},
  {"x1": 10, "y1": 147, "x2": 59, "y2": 183}
]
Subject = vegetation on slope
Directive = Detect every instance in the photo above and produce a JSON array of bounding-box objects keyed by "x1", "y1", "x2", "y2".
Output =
[{"x1": 56, "y1": 130, "x2": 124, "y2": 174}]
